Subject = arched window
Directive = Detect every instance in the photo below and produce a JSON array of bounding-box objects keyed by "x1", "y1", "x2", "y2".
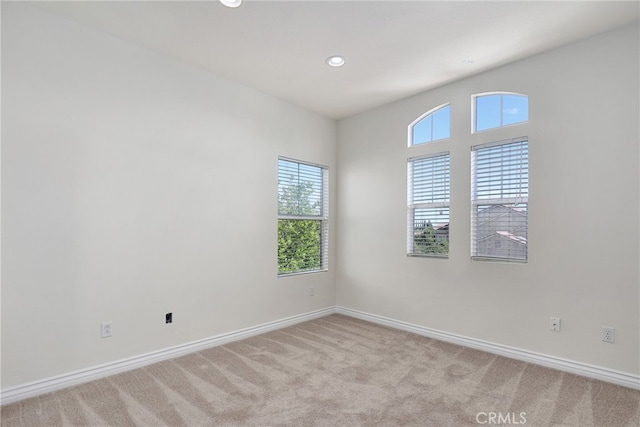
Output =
[
  {"x1": 473, "y1": 92, "x2": 528, "y2": 132},
  {"x1": 409, "y1": 103, "x2": 450, "y2": 146}
]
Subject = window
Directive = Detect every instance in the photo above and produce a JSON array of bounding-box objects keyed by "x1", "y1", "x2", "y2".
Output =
[
  {"x1": 473, "y1": 93, "x2": 528, "y2": 132},
  {"x1": 408, "y1": 153, "x2": 450, "y2": 256},
  {"x1": 409, "y1": 104, "x2": 451, "y2": 146},
  {"x1": 277, "y1": 158, "x2": 328, "y2": 275},
  {"x1": 471, "y1": 138, "x2": 528, "y2": 261}
]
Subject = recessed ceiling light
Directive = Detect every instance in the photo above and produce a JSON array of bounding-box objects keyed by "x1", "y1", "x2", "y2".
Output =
[
  {"x1": 326, "y1": 55, "x2": 346, "y2": 67},
  {"x1": 220, "y1": 0, "x2": 242, "y2": 8}
]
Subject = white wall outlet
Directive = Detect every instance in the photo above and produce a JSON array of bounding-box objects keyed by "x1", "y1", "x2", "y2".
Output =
[
  {"x1": 549, "y1": 316, "x2": 561, "y2": 332},
  {"x1": 602, "y1": 326, "x2": 615, "y2": 343},
  {"x1": 309, "y1": 286, "x2": 315, "y2": 296},
  {"x1": 101, "y1": 321, "x2": 112, "y2": 338}
]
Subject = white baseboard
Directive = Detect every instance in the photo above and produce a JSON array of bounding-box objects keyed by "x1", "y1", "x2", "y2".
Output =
[
  {"x1": 336, "y1": 306, "x2": 640, "y2": 391},
  {"x1": 3, "y1": 305, "x2": 638, "y2": 405},
  {"x1": 0, "y1": 307, "x2": 336, "y2": 405}
]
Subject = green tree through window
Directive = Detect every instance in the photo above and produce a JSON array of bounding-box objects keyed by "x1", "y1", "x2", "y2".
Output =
[{"x1": 413, "y1": 220, "x2": 449, "y2": 255}]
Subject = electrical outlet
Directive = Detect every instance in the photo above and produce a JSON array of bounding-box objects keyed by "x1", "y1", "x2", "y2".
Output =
[
  {"x1": 309, "y1": 286, "x2": 315, "y2": 296},
  {"x1": 165, "y1": 313, "x2": 173, "y2": 324},
  {"x1": 549, "y1": 316, "x2": 561, "y2": 332},
  {"x1": 101, "y1": 321, "x2": 112, "y2": 338},
  {"x1": 602, "y1": 326, "x2": 615, "y2": 343}
]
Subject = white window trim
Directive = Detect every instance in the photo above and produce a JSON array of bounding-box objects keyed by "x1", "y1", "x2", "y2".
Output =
[
  {"x1": 470, "y1": 137, "x2": 528, "y2": 263},
  {"x1": 277, "y1": 157, "x2": 329, "y2": 276},
  {"x1": 407, "y1": 151, "x2": 451, "y2": 258}
]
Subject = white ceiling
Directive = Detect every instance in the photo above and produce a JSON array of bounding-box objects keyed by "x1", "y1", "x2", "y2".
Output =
[{"x1": 34, "y1": 0, "x2": 639, "y2": 119}]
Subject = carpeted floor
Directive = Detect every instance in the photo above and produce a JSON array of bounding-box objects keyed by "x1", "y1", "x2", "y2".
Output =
[{"x1": 2, "y1": 314, "x2": 639, "y2": 426}]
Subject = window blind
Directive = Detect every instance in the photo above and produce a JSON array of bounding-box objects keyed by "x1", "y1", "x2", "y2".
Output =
[
  {"x1": 407, "y1": 152, "x2": 450, "y2": 256},
  {"x1": 278, "y1": 159, "x2": 325, "y2": 217},
  {"x1": 471, "y1": 138, "x2": 528, "y2": 261}
]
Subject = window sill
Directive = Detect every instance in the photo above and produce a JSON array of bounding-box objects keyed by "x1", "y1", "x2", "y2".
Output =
[
  {"x1": 471, "y1": 256, "x2": 527, "y2": 264},
  {"x1": 278, "y1": 269, "x2": 328, "y2": 278},
  {"x1": 407, "y1": 253, "x2": 449, "y2": 259}
]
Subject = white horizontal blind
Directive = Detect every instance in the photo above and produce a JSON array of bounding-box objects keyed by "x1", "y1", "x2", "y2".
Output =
[
  {"x1": 278, "y1": 159, "x2": 324, "y2": 217},
  {"x1": 471, "y1": 138, "x2": 528, "y2": 261},
  {"x1": 407, "y1": 153, "x2": 450, "y2": 256},
  {"x1": 278, "y1": 158, "x2": 328, "y2": 275}
]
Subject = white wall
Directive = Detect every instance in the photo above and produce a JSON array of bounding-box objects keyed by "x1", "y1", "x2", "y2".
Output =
[
  {"x1": 336, "y1": 24, "x2": 639, "y2": 375},
  {"x1": 1, "y1": 3, "x2": 336, "y2": 388}
]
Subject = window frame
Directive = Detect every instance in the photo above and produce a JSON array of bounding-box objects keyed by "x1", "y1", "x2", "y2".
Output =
[
  {"x1": 472, "y1": 92, "x2": 529, "y2": 133},
  {"x1": 408, "y1": 103, "x2": 451, "y2": 147},
  {"x1": 407, "y1": 151, "x2": 451, "y2": 258},
  {"x1": 277, "y1": 157, "x2": 329, "y2": 276},
  {"x1": 470, "y1": 137, "x2": 529, "y2": 262}
]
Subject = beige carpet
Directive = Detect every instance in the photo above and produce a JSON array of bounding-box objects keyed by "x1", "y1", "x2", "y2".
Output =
[{"x1": 2, "y1": 314, "x2": 639, "y2": 426}]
